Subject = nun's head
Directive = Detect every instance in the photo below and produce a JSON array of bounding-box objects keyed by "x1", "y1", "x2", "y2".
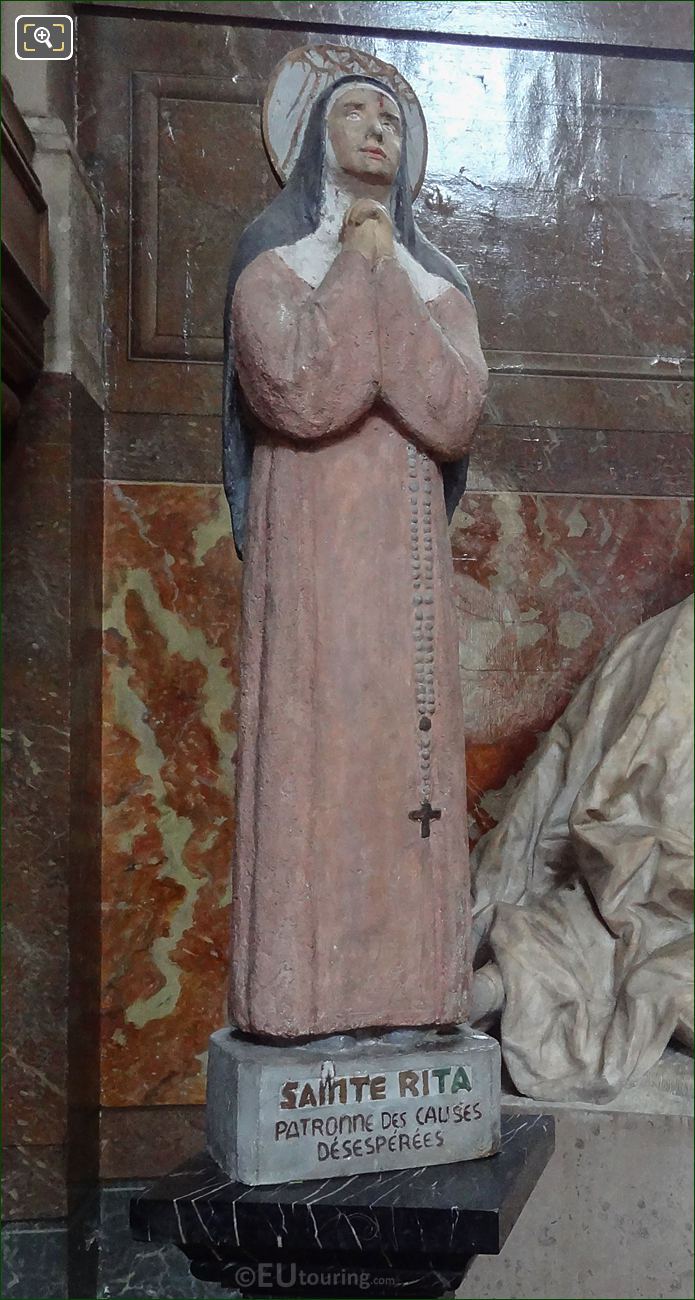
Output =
[{"x1": 325, "y1": 83, "x2": 402, "y2": 188}]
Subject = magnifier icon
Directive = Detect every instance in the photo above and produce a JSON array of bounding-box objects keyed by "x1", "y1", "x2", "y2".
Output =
[{"x1": 34, "y1": 26, "x2": 53, "y2": 49}]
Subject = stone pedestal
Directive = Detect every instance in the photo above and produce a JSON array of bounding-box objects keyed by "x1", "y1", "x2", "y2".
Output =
[
  {"x1": 130, "y1": 1113, "x2": 554, "y2": 1298},
  {"x1": 206, "y1": 1024, "x2": 501, "y2": 1185}
]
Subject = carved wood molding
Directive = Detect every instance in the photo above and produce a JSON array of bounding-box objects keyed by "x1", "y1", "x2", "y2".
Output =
[
  {"x1": 77, "y1": 2, "x2": 694, "y2": 56},
  {"x1": 1, "y1": 77, "x2": 50, "y2": 418},
  {"x1": 130, "y1": 72, "x2": 263, "y2": 364}
]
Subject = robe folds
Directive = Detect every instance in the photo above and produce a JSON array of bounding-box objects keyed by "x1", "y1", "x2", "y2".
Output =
[{"x1": 229, "y1": 246, "x2": 488, "y2": 1038}]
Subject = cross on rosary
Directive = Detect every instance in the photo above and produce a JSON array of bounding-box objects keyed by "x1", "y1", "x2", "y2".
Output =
[{"x1": 408, "y1": 801, "x2": 442, "y2": 839}]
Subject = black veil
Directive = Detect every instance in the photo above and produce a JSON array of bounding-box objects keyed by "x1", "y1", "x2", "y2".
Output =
[{"x1": 222, "y1": 73, "x2": 474, "y2": 559}]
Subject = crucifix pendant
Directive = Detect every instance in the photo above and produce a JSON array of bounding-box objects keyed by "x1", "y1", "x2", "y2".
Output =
[{"x1": 408, "y1": 800, "x2": 442, "y2": 839}]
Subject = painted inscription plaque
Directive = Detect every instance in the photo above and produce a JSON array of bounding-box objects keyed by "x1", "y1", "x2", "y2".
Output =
[{"x1": 208, "y1": 1028, "x2": 500, "y2": 1184}]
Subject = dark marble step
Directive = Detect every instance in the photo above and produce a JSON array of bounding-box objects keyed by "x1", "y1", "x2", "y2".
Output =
[{"x1": 130, "y1": 1112, "x2": 554, "y2": 1297}]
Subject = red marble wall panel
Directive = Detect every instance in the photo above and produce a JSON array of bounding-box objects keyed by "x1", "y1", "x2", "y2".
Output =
[
  {"x1": 451, "y1": 493, "x2": 694, "y2": 840},
  {"x1": 101, "y1": 484, "x2": 241, "y2": 1106},
  {"x1": 101, "y1": 483, "x2": 693, "y2": 1103}
]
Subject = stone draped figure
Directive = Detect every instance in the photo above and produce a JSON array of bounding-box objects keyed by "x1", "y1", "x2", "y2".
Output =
[{"x1": 222, "y1": 71, "x2": 488, "y2": 1040}]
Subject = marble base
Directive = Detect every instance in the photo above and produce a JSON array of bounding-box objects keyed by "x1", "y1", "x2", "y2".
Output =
[
  {"x1": 206, "y1": 1024, "x2": 501, "y2": 1185},
  {"x1": 131, "y1": 1113, "x2": 554, "y2": 1298},
  {"x1": 1, "y1": 1222, "x2": 68, "y2": 1299}
]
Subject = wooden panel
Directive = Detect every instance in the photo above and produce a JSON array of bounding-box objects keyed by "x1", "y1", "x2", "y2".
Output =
[
  {"x1": 131, "y1": 72, "x2": 271, "y2": 361},
  {"x1": 80, "y1": 3, "x2": 695, "y2": 53},
  {"x1": 79, "y1": 16, "x2": 307, "y2": 412},
  {"x1": 79, "y1": 16, "x2": 693, "y2": 417},
  {"x1": 468, "y1": 424, "x2": 693, "y2": 497},
  {"x1": 1, "y1": 79, "x2": 49, "y2": 396},
  {"x1": 103, "y1": 378, "x2": 693, "y2": 500},
  {"x1": 2, "y1": 161, "x2": 46, "y2": 293},
  {"x1": 399, "y1": 45, "x2": 694, "y2": 364},
  {"x1": 105, "y1": 412, "x2": 222, "y2": 482},
  {"x1": 488, "y1": 374, "x2": 692, "y2": 431}
]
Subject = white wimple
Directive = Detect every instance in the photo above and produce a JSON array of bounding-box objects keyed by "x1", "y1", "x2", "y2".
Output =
[{"x1": 275, "y1": 82, "x2": 450, "y2": 303}]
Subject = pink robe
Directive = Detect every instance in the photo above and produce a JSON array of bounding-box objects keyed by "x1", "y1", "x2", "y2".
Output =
[{"x1": 229, "y1": 246, "x2": 488, "y2": 1038}]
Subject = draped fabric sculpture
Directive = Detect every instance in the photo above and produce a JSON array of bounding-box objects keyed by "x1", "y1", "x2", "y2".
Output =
[{"x1": 471, "y1": 597, "x2": 694, "y2": 1103}]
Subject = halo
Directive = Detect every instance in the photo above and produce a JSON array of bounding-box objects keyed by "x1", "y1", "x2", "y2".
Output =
[{"x1": 262, "y1": 44, "x2": 428, "y2": 197}]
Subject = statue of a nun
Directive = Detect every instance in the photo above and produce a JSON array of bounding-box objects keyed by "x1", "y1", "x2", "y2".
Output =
[{"x1": 222, "y1": 47, "x2": 488, "y2": 1040}]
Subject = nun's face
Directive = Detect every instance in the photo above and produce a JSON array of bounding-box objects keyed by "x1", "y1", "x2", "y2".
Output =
[{"x1": 327, "y1": 86, "x2": 402, "y2": 185}]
